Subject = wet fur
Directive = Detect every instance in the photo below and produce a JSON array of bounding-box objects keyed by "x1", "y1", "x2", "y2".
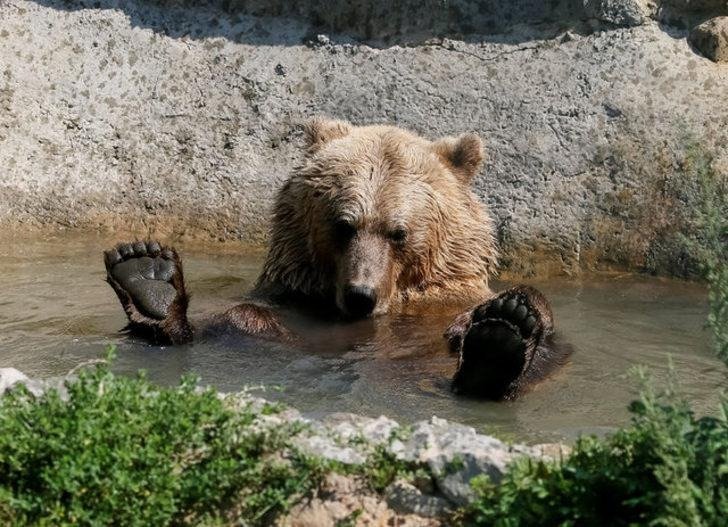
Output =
[
  {"x1": 104, "y1": 242, "x2": 193, "y2": 345},
  {"x1": 255, "y1": 120, "x2": 498, "y2": 311},
  {"x1": 104, "y1": 119, "x2": 571, "y2": 400}
]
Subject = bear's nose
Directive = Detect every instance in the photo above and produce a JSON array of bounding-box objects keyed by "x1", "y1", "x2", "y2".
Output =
[{"x1": 343, "y1": 285, "x2": 377, "y2": 318}]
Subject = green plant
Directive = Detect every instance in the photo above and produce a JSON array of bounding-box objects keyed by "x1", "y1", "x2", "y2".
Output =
[
  {"x1": 353, "y1": 444, "x2": 423, "y2": 493},
  {"x1": 590, "y1": 130, "x2": 727, "y2": 278},
  {"x1": 0, "y1": 351, "x2": 324, "y2": 526},
  {"x1": 677, "y1": 139, "x2": 728, "y2": 365},
  {"x1": 708, "y1": 263, "x2": 728, "y2": 367},
  {"x1": 462, "y1": 376, "x2": 728, "y2": 526},
  {"x1": 336, "y1": 508, "x2": 363, "y2": 527},
  {"x1": 462, "y1": 247, "x2": 728, "y2": 526}
]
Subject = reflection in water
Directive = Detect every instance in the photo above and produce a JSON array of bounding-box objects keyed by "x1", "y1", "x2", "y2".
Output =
[{"x1": 0, "y1": 234, "x2": 723, "y2": 443}]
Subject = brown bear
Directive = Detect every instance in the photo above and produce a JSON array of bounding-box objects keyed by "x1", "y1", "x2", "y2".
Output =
[{"x1": 103, "y1": 119, "x2": 570, "y2": 400}]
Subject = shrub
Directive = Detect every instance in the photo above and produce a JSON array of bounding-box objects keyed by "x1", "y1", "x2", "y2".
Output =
[
  {"x1": 708, "y1": 263, "x2": 728, "y2": 367},
  {"x1": 462, "y1": 378, "x2": 728, "y2": 526},
  {"x1": 678, "y1": 139, "x2": 728, "y2": 366},
  {"x1": 463, "y1": 180, "x2": 728, "y2": 525},
  {"x1": 0, "y1": 357, "x2": 323, "y2": 526}
]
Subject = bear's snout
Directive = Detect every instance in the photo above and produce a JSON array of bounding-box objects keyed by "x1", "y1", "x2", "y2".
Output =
[{"x1": 343, "y1": 284, "x2": 377, "y2": 318}]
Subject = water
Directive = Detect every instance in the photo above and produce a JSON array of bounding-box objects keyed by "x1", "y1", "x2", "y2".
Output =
[{"x1": 0, "y1": 234, "x2": 723, "y2": 443}]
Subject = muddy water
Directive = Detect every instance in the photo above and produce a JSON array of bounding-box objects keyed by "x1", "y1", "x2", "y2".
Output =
[{"x1": 0, "y1": 234, "x2": 723, "y2": 443}]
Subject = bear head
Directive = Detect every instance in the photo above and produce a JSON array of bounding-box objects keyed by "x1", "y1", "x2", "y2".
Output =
[{"x1": 256, "y1": 118, "x2": 498, "y2": 317}]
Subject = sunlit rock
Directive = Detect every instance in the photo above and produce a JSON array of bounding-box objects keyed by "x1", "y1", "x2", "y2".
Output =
[{"x1": 690, "y1": 16, "x2": 728, "y2": 62}]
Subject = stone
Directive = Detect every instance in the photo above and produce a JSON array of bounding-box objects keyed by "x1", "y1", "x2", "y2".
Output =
[
  {"x1": 385, "y1": 480, "x2": 452, "y2": 518},
  {"x1": 389, "y1": 417, "x2": 534, "y2": 505},
  {"x1": 583, "y1": 0, "x2": 658, "y2": 26},
  {"x1": 292, "y1": 434, "x2": 368, "y2": 465},
  {"x1": 0, "y1": 367, "x2": 30, "y2": 393},
  {"x1": 299, "y1": 435, "x2": 367, "y2": 465},
  {"x1": 689, "y1": 16, "x2": 728, "y2": 62},
  {"x1": 0, "y1": 367, "x2": 45, "y2": 396},
  {"x1": 322, "y1": 413, "x2": 400, "y2": 445},
  {"x1": 292, "y1": 414, "x2": 400, "y2": 465},
  {"x1": 663, "y1": 1, "x2": 728, "y2": 13},
  {"x1": 280, "y1": 474, "x2": 442, "y2": 526}
]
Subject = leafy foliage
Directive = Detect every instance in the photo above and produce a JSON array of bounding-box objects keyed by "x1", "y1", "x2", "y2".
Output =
[
  {"x1": 708, "y1": 263, "x2": 728, "y2": 367},
  {"x1": 353, "y1": 444, "x2": 426, "y2": 493},
  {"x1": 0, "y1": 355, "x2": 323, "y2": 526},
  {"x1": 677, "y1": 139, "x2": 728, "y2": 366},
  {"x1": 463, "y1": 379, "x2": 728, "y2": 526},
  {"x1": 463, "y1": 243, "x2": 728, "y2": 526}
]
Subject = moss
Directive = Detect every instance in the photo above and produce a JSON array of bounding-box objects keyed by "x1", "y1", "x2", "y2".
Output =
[{"x1": 588, "y1": 131, "x2": 727, "y2": 278}]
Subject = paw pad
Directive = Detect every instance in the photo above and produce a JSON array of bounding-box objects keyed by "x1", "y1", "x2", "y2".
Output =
[
  {"x1": 474, "y1": 292, "x2": 539, "y2": 338},
  {"x1": 104, "y1": 241, "x2": 181, "y2": 320}
]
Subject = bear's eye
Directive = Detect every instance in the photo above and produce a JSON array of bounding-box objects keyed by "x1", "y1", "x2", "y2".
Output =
[
  {"x1": 388, "y1": 228, "x2": 408, "y2": 245},
  {"x1": 333, "y1": 219, "x2": 356, "y2": 242}
]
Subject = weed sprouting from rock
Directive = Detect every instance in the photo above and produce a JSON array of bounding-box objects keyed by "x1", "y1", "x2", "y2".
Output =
[{"x1": 677, "y1": 137, "x2": 728, "y2": 366}]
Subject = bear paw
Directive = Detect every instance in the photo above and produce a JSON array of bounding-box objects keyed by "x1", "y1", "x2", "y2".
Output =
[
  {"x1": 104, "y1": 241, "x2": 192, "y2": 344},
  {"x1": 472, "y1": 290, "x2": 541, "y2": 339},
  {"x1": 452, "y1": 288, "x2": 545, "y2": 400}
]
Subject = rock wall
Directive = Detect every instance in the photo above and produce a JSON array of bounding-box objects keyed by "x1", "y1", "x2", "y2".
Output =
[{"x1": 0, "y1": 0, "x2": 726, "y2": 276}]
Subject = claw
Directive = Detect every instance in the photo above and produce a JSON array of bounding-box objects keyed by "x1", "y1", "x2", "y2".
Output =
[
  {"x1": 132, "y1": 241, "x2": 147, "y2": 255},
  {"x1": 104, "y1": 248, "x2": 121, "y2": 268},
  {"x1": 147, "y1": 241, "x2": 161, "y2": 256},
  {"x1": 119, "y1": 244, "x2": 133, "y2": 258}
]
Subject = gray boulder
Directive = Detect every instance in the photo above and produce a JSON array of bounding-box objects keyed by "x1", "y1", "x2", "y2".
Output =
[
  {"x1": 385, "y1": 480, "x2": 452, "y2": 518},
  {"x1": 389, "y1": 417, "x2": 534, "y2": 505},
  {"x1": 0, "y1": 367, "x2": 45, "y2": 396},
  {"x1": 662, "y1": 1, "x2": 728, "y2": 13},
  {"x1": 291, "y1": 413, "x2": 399, "y2": 465},
  {"x1": 583, "y1": 0, "x2": 658, "y2": 26},
  {"x1": 689, "y1": 16, "x2": 728, "y2": 61}
]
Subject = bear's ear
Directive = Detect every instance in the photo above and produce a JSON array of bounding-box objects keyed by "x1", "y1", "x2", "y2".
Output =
[
  {"x1": 431, "y1": 133, "x2": 484, "y2": 184},
  {"x1": 302, "y1": 118, "x2": 352, "y2": 153}
]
